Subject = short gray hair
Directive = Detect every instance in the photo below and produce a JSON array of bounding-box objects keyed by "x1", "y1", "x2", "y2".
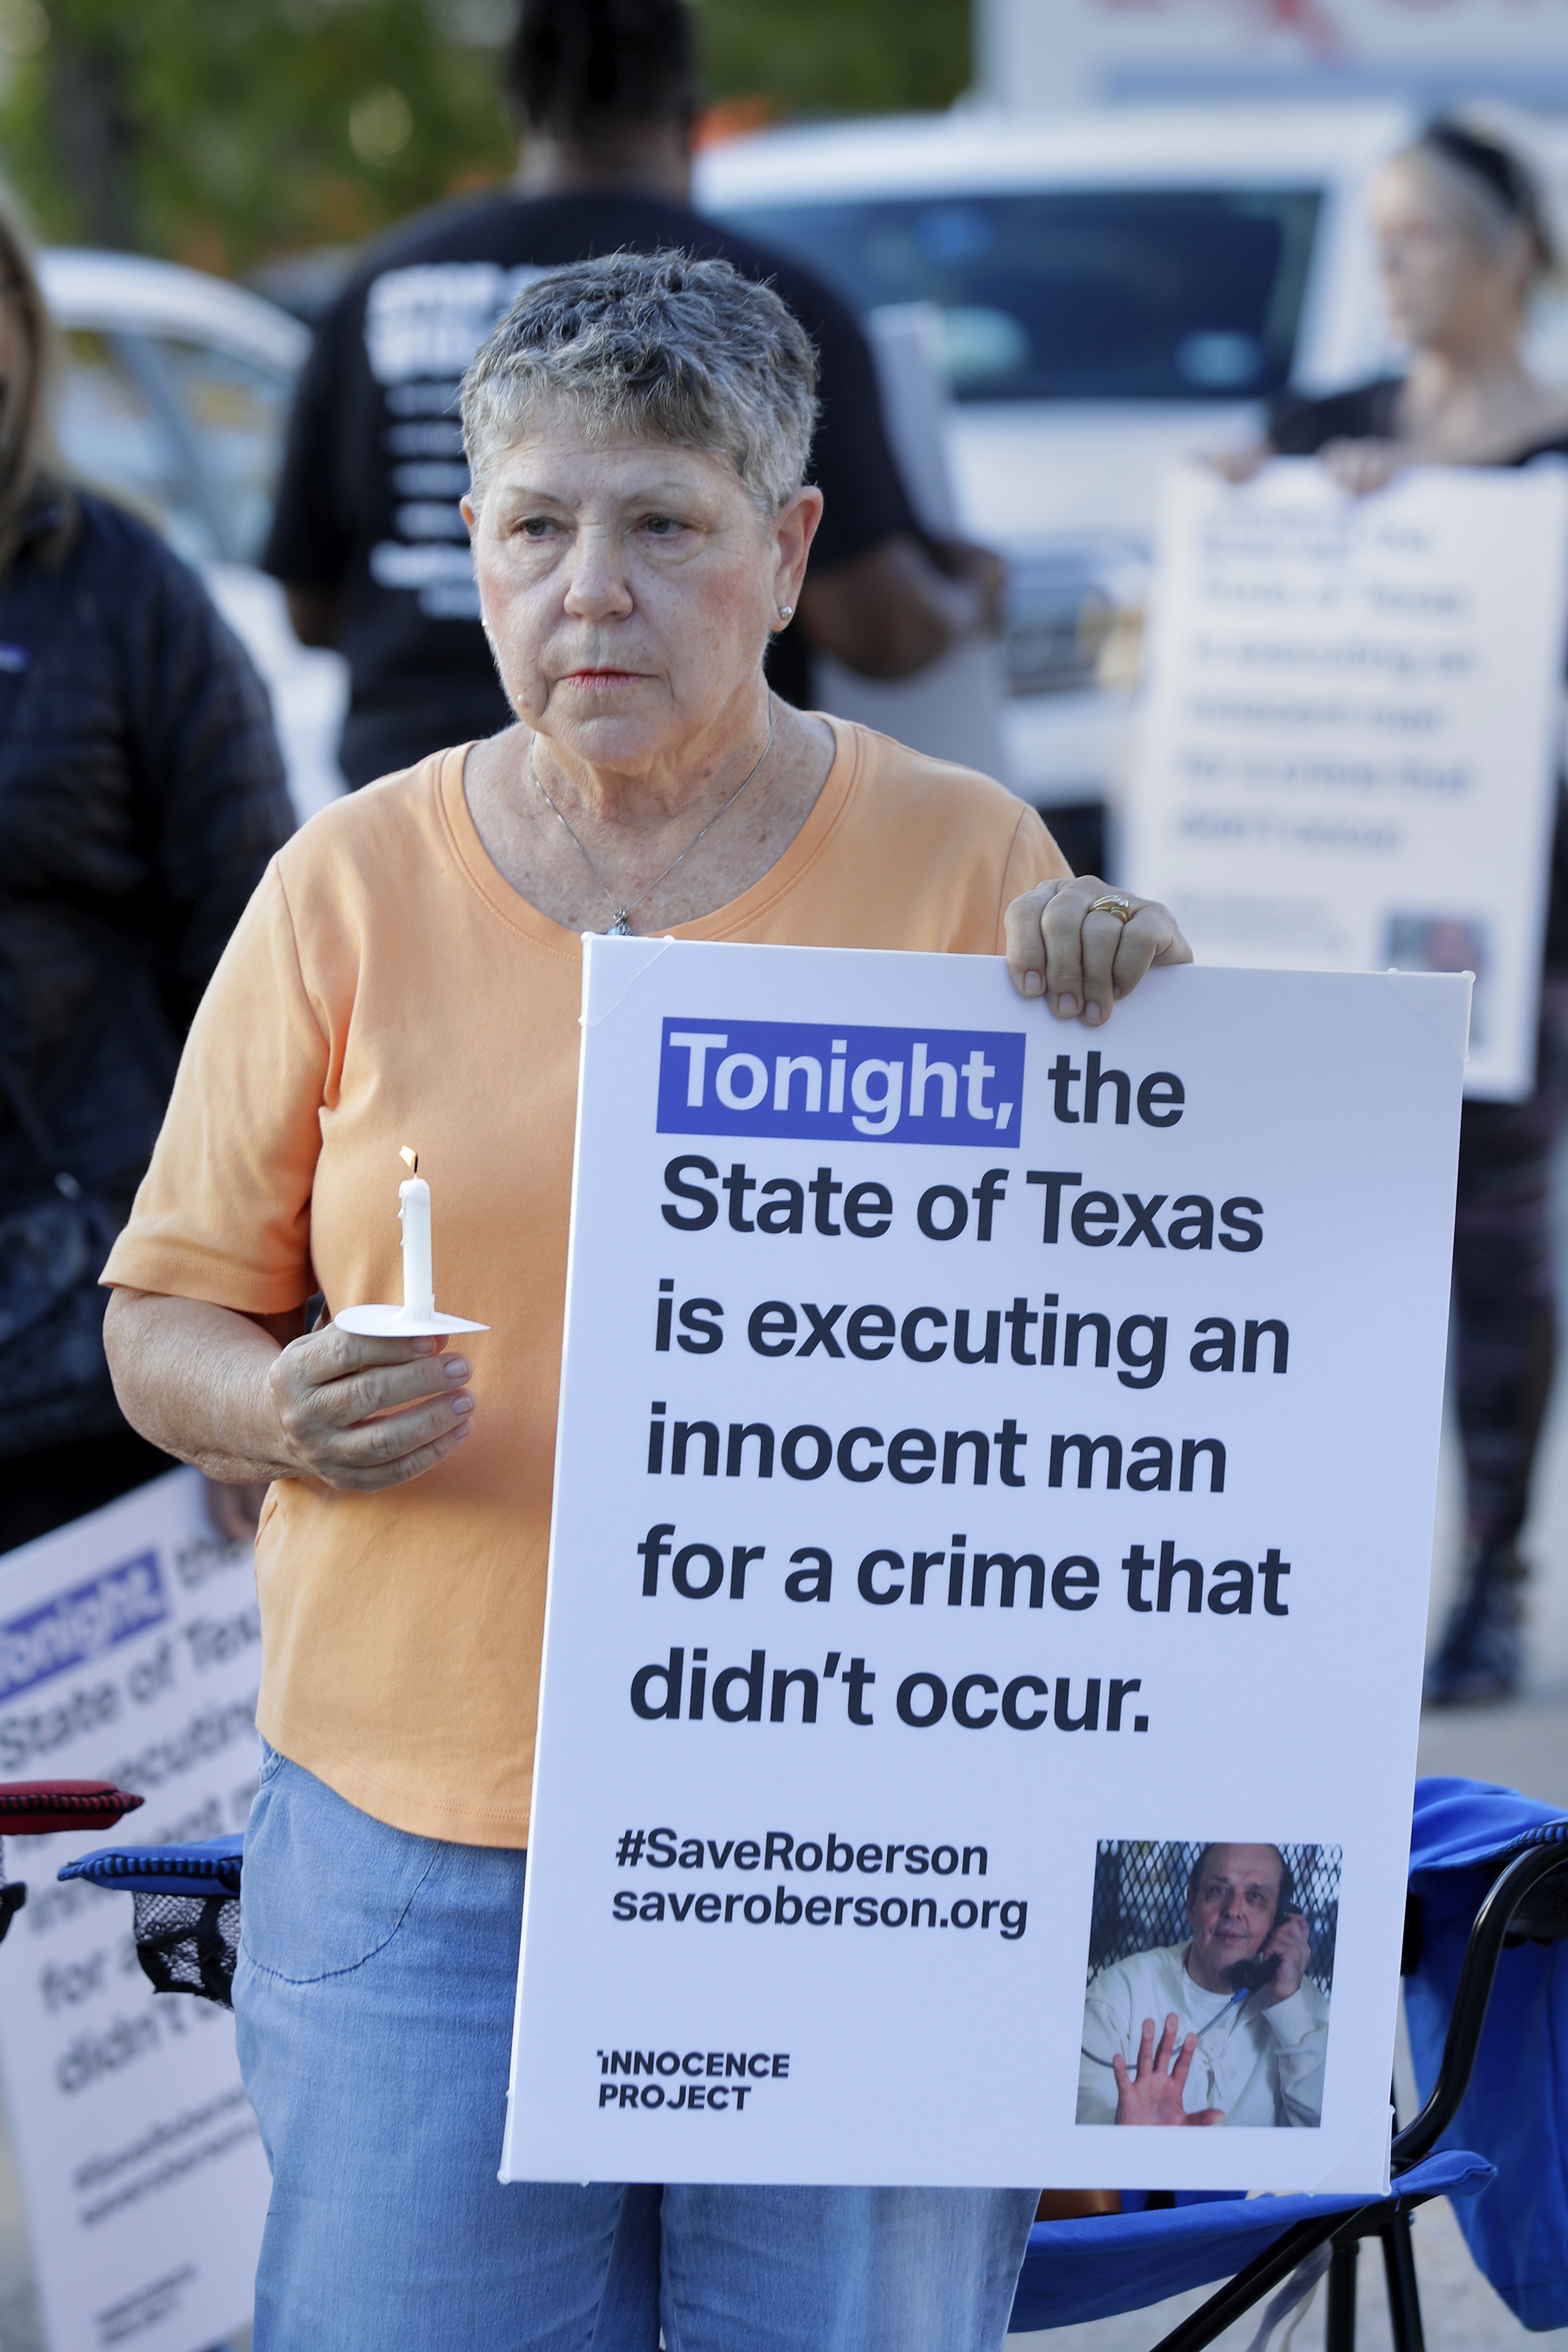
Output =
[{"x1": 460, "y1": 249, "x2": 818, "y2": 516}]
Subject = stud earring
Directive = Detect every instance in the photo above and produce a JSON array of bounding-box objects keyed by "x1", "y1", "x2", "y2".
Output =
[{"x1": 777, "y1": 603, "x2": 794, "y2": 621}]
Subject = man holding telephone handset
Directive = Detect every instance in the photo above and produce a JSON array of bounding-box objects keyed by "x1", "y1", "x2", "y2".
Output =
[{"x1": 1077, "y1": 1846, "x2": 1329, "y2": 2128}]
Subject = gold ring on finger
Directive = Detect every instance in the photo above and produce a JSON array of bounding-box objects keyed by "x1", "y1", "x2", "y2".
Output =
[{"x1": 1087, "y1": 892, "x2": 1136, "y2": 925}]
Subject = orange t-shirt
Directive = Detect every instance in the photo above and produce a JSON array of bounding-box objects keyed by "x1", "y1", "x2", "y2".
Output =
[{"x1": 104, "y1": 720, "x2": 1067, "y2": 1845}]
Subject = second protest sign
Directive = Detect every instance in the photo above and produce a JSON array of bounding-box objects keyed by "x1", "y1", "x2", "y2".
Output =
[
  {"x1": 1125, "y1": 459, "x2": 1568, "y2": 1101},
  {"x1": 503, "y1": 941, "x2": 1466, "y2": 2193}
]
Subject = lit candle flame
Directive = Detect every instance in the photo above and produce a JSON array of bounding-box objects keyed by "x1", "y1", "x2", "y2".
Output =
[{"x1": 400, "y1": 1145, "x2": 418, "y2": 1174}]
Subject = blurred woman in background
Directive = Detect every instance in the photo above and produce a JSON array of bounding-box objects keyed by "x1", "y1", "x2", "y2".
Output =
[
  {"x1": 0, "y1": 187, "x2": 292, "y2": 1553},
  {"x1": 1253, "y1": 122, "x2": 1568, "y2": 1701}
]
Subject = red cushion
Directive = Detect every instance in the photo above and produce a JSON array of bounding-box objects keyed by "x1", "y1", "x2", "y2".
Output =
[{"x1": 0, "y1": 1783, "x2": 145, "y2": 1834}]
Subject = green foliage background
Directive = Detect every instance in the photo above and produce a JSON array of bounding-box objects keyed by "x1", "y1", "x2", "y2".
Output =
[
  {"x1": 0, "y1": 0, "x2": 971, "y2": 274},
  {"x1": 701, "y1": 0, "x2": 969, "y2": 122}
]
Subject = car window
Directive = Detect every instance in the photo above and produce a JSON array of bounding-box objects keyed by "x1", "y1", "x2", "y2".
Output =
[
  {"x1": 715, "y1": 188, "x2": 1322, "y2": 402},
  {"x1": 152, "y1": 337, "x2": 294, "y2": 564},
  {"x1": 56, "y1": 328, "x2": 203, "y2": 553},
  {"x1": 55, "y1": 327, "x2": 293, "y2": 564}
]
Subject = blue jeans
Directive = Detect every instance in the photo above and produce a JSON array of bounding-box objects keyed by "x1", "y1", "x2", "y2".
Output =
[{"x1": 234, "y1": 1746, "x2": 1038, "y2": 2351}]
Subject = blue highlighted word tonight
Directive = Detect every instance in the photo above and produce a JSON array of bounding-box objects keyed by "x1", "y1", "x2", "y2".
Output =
[{"x1": 657, "y1": 1018, "x2": 1024, "y2": 1148}]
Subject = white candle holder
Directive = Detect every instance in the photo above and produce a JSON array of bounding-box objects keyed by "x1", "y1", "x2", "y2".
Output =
[
  {"x1": 335, "y1": 1304, "x2": 489, "y2": 1337},
  {"x1": 335, "y1": 1147, "x2": 489, "y2": 1338}
]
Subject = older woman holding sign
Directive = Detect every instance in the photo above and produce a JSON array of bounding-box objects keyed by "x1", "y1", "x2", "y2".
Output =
[{"x1": 102, "y1": 255, "x2": 1188, "y2": 2352}]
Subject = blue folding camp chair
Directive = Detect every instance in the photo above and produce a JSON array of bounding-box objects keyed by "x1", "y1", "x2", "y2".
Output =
[
  {"x1": 1402, "y1": 1778, "x2": 1568, "y2": 2333},
  {"x1": 1012, "y1": 1776, "x2": 1568, "y2": 2347},
  {"x1": 1011, "y1": 2149, "x2": 1489, "y2": 2345},
  {"x1": 69, "y1": 1780, "x2": 1567, "y2": 2350}
]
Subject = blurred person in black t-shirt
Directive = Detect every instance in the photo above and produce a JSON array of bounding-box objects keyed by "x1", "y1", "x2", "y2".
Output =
[{"x1": 266, "y1": 0, "x2": 1004, "y2": 788}]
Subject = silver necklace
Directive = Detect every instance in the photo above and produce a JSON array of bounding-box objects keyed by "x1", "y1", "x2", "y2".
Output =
[{"x1": 528, "y1": 706, "x2": 775, "y2": 936}]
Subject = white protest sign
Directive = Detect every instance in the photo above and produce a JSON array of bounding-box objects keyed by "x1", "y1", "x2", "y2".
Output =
[
  {"x1": 1125, "y1": 460, "x2": 1568, "y2": 1101},
  {"x1": 0, "y1": 1469, "x2": 267, "y2": 2352},
  {"x1": 503, "y1": 941, "x2": 1466, "y2": 2194}
]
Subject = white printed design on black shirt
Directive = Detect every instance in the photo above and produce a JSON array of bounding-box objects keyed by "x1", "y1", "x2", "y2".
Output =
[
  {"x1": 366, "y1": 262, "x2": 548, "y2": 385},
  {"x1": 364, "y1": 261, "x2": 548, "y2": 618}
]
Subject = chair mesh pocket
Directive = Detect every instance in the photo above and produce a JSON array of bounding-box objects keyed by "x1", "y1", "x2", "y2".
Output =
[{"x1": 131, "y1": 1891, "x2": 240, "y2": 2006}]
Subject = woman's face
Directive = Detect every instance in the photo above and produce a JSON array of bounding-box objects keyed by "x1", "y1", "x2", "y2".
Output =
[
  {"x1": 1371, "y1": 156, "x2": 1528, "y2": 350},
  {"x1": 464, "y1": 398, "x2": 821, "y2": 777}
]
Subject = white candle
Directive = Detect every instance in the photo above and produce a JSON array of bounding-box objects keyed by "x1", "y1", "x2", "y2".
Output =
[
  {"x1": 398, "y1": 1146, "x2": 434, "y2": 1322},
  {"x1": 336, "y1": 1146, "x2": 485, "y2": 1339}
]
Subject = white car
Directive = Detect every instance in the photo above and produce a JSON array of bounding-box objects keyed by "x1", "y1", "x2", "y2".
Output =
[
  {"x1": 698, "y1": 103, "x2": 1568, "y2": 823},
  {"x1": 37, "y1": 249, "x2": 347, "y2": 823}
]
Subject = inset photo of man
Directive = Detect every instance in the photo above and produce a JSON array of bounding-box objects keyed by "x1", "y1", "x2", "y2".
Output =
[{"x1": 1076, "y1": 1841, "x2": 1338, "y2": 2129}]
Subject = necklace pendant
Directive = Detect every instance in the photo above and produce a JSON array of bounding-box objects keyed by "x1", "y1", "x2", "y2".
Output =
[{"x1": 609, "y1": 915, "x2": 632, "y2": 938}]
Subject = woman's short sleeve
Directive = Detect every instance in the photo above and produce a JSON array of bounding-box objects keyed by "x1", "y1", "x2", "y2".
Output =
[
  {"x1": 101, "y1": 861, "x2": 329, "y2": 1315},
  {"x1": 994, "y1": 802, "x2": 1073, "y2": 951}
]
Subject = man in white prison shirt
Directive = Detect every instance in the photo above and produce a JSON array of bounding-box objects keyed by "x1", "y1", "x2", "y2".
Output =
[{"x1": 1077, "y1": 1844, "x2": 1329, "y2": 2128}]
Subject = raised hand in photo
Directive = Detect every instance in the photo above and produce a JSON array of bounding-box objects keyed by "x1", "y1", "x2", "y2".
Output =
[{"x1": 1112, "y1": 2013, "x2": 1226, "y2": 2128}]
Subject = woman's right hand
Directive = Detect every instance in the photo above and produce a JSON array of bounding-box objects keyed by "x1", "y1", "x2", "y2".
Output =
[
  {"x1": 1204, "y1": 444, "x2": 1270, "y2": 484},
  {"x1": 269, "y1": 1325, "x2": 475, "y2": 1491},
  {"x1": 1317, "y1": 435, "x2": 1407, "y2": 498},
  {"x1": 1207, "y1": 437, "x2": 1409, "y2": 499}
]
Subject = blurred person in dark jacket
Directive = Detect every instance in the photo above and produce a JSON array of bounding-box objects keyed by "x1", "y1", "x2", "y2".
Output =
[
  {"x1": 0, "y1": 190, "x2": 294, "y2": 1553},
  {"x1": 268, "y1": 0, "x2": 1004, "y2": 787}
]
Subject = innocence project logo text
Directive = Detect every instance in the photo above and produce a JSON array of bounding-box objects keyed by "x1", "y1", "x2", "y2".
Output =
[{"x1": 657, "y1": 1018, "x2": 1025, "y2": 1148}]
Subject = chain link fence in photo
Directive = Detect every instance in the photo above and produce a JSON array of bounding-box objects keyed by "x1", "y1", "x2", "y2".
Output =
[{"x1": 1087, "y1": 1841, "x2": 1340, "y2": 1995}]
